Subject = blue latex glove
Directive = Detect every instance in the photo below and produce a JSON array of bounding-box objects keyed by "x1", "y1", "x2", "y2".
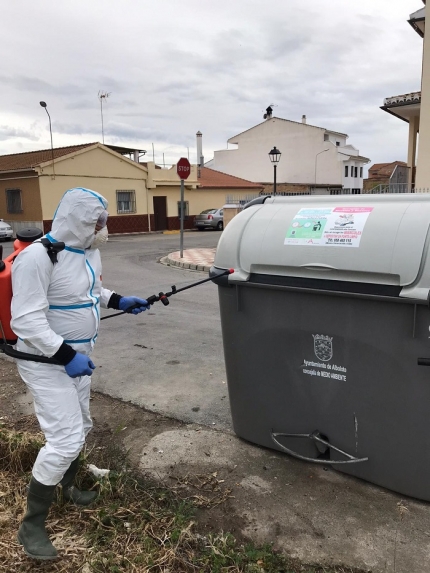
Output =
[
  {"x1": 65, "y1": 352, "x2": 96, "y2": 378},
  {"x1": 119, "y1": 296, "x2": 149, "y2": 314}
]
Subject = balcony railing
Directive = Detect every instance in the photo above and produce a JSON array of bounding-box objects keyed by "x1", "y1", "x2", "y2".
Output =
[
  {"x1": 226, "y1": 187, "x2": 430, "y2": 210},
  {"x1": 369, "y1": 184, "x2": 430, "y2": 194},
  {"x1": 383, "y1": 92, "x2": 421, "y2": 106}
]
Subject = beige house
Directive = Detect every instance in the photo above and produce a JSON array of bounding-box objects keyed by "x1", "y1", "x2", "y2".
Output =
[
  {"x1": 0, "y1": 143, "x2": 151, "y2": 235},
  {"x1": 0, "y1": 143, "x2": 260, "y2": 235},
  {"x1": 381, "y1": 1, "x2": 427, "y2": 189}
]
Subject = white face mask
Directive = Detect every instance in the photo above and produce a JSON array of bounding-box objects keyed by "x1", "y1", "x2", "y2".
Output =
[{"x1": 91, "y1": 226, "x2": 109, "y2": 249}]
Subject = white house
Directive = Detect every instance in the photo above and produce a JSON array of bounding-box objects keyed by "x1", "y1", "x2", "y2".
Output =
[{"x1": 206, "y1": 115, "x2": 370, "y2": 194}]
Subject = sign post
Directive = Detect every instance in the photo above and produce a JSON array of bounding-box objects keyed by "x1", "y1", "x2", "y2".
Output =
[{"x1": 176, "y1": 158, "x2": 191, "y2": 258}]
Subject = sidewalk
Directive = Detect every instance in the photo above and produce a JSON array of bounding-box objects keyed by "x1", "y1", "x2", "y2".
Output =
[{"x1": 161, "y1": 247, "x2": 216, "y2": 272}]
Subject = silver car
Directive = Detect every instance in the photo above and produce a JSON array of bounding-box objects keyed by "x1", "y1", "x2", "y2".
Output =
[
  {"x1": 194, "y1": 208, "x2": 224, "y2": 231},
  {"x1": 0, "y1": 219, "x2": 13, "y2": 241}
]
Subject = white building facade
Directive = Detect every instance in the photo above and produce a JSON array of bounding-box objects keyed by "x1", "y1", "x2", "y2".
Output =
[{"x1": 206, "y1": 116, "x2": 370, "y2": 194}]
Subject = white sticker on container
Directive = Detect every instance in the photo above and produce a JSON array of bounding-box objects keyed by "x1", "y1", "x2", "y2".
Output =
[{"x1": 285, "y1": 206, "x2": 373, "y2": 247}]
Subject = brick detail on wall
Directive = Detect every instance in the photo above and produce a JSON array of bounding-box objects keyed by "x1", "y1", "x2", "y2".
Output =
[
  {"x1": 167, "y1": 216, "x2": 195, "y2": 231},
  {"x1": 43, "y1": 214, "x2": 195, "y2": 235},
  {"x1": 103, "y1": 215, "x2": 150, "y2": 233},
  {"x1": 260, "y1": 182, "x2": 311, "y2": 195}
]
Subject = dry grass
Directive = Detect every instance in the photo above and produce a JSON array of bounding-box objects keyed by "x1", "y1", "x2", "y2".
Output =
[{"x1": 0, "y1": 425, "x2": 367, "y2": 573}]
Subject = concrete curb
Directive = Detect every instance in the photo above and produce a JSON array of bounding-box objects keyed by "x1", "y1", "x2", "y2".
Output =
[
  {"x1": 109, "y1": 230, "x2": 199, "y2": 237},
  {"x1": 109, "y1": 231, "x2": 164, "y2": 237},
  {"x1": 160, "y1": 254, "x2": 213, "y2": 273}
]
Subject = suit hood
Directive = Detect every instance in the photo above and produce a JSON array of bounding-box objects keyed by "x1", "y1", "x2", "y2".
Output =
[{"x1": 50, "y1": 187, "x2": 108, "y2": 249}]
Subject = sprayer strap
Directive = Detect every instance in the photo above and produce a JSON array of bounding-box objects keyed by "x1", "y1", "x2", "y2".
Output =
[
  {"x1": 0, "y1": 342, "x2": 63, "y2": 365},
  {"x1": 40, "y1": 238, "x2": 66, "y2": 265}
]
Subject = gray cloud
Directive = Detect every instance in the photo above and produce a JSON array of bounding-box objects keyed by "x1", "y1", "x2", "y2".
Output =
[
  {"x1": 0, "y1": 75, "x2": 87, "y2": 97},
  {"x1": 0, "y1": 0, "x2": 423, "y2": 168},
  {"x1": 105, "y1": 122, "x2": 170, "y2": 143},
  {"x1": 0, "y1": 125, "x2": 39, "y2": 141},
  {"x1": 53, "y1": 122, "x2": 96, "y2": 136}
]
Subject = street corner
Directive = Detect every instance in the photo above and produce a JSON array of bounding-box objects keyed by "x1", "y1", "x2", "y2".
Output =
[{"x1": 161, "y1": 247, "x2": 216, "y2": 272}]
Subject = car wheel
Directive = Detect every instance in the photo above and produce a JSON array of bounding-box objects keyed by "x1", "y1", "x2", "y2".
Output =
[{"x1": 216, "y1": 221, "x2": 224, "y2": 231}]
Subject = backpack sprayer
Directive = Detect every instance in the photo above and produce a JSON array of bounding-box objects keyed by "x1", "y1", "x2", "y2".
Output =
[{"x1": 0, "y1": 229, "x2": 234, "y2": 364}]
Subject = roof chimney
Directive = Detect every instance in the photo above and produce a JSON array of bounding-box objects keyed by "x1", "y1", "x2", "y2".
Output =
[
  {"x1": 196, "y1": 131, "x2": 204, "y2": 167},
  {"x1": 302, "y1": 115, "x2": 307, "y2": 124}
]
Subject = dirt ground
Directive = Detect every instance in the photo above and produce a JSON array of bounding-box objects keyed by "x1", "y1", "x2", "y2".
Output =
[{"x1": 0, "y1": 356, "x2": 248, "y2": 542}]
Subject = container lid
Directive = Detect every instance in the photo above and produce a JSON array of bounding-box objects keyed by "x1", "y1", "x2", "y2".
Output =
[
  {"x1": 214, "y1": 194, "x2": 430, "y2": 291},
  {"x1": 16, "y1": 228, "x2": 43, "y2": 242}
]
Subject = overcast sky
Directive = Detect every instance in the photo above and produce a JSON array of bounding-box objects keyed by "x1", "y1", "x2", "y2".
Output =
[{"x1": 0, "y1": 0, "x2": 424, "y2": 173}]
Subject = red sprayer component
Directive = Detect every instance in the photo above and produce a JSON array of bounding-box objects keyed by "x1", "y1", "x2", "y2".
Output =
[{"x1": 0, "y1": 229, "x2": 43, "y2": 343}]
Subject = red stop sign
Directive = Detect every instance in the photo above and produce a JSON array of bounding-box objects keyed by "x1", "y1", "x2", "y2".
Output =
[{"x1": 177, "y1": 157, "x2": 191, "y2": 180}]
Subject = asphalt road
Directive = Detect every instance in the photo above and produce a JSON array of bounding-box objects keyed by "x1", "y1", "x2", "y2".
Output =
[
  {"x1": 3, "y1": 231, "x2": 232, "y2": 429},
  {"x1": 94, "y1": 231, "x2": 231, "y2": 429}
]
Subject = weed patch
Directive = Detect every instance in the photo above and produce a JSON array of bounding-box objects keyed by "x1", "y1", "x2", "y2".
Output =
[{"x1": 0, "y1": 426, "x2": 367, "y2": 573}]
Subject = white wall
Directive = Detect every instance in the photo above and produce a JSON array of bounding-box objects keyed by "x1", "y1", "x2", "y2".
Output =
[
  {"x1": 210, "y1": 118, "x2": 366, "y2": 187},
  {"x1": 341, "y1": 161, "x2": 364, "y2": 190},
  {"x1": 325, "y1": 133, "x2": 347, "y2": 147}
]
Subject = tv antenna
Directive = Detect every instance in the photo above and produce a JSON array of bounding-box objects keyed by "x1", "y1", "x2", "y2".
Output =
[
  {"x1": 98, "y1": 91, "x2": 111, "y2": 144},
  {"x1": 263, "y1": 103, "x2": 277, "y2": 119}
]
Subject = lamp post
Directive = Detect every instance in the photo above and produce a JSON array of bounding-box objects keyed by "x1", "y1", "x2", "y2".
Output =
[
  {"x1": 268, "y1": 146, "x2": 281, "y2": 195},
  {"x1": 314, "y1": 149, "x2": 329, "y2": 190},
  {"x1": 39, "y1": 101, "x2": 55, "y2": 179}
]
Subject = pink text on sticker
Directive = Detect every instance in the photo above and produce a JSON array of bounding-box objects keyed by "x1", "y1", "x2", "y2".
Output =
[{"x1": 333, "y1": 207, "x2": 374, "y2": 213}]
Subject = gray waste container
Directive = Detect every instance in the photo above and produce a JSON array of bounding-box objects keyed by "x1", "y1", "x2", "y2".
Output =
[{"x1": 211, "y1": 194, "x2": 430, "y2": 501}]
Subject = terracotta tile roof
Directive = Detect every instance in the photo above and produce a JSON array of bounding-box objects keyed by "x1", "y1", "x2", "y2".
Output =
[
  {"x1": 198, "y1": 167, "x2": 263, "y2": 189},
  {"x1": 368, "y1": 161, "x2": 407, "y2": 178},
  {"x1": 0, "y1": 143, "x2": 97, "y2": 172}
]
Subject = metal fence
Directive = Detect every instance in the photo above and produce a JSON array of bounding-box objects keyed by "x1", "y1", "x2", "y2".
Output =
[
  {"x1": 225, "y1": 191, "x2": 312, "y2": 206},
  {"x1": 369, "y1": 184, "x2": 430, "y2": 194},
  {"x1": 226, "y1": 186, "x2": 430, "y2": 210}
]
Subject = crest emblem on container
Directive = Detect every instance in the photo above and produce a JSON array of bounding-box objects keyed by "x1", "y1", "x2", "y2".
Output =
[{"x1": 313, "y1": 334, "x2": 333, "y2": 362}]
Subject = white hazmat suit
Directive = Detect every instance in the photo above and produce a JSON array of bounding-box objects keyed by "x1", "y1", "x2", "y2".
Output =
[
  {"x1": 12, "y1": 188, "x2": 113, "y2": 485},
  {"x1": 12, "y1": 187, "x2": 149, "y2": 560}
]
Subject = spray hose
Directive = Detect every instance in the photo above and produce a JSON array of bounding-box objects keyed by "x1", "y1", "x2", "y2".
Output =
[
  {"x1": 101, "y1": 268, "x2": 234, "y2": 320},
  {"x1": 0, "y1": 268, "x2": 234, "y2": 364}
]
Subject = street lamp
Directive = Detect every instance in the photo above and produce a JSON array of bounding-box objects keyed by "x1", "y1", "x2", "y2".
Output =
[
  {"x1": 268, "y1": 146, "x2": 281, "y2": 195},
  {"x1": 39, "y1": 101, "x2": 55, "y2": 179},
  {"x1": 314, "y1": 149, "x2": 329, "y2": 189}
]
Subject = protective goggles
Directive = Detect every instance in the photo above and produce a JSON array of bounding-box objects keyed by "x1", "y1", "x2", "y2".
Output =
[{"x1": 96, "y1": 210, "x2": 109, "y2": 230}]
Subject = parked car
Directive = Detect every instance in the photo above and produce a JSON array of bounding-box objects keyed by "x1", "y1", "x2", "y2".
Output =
[
  {"x1": 0, "y1": 219, "x2": 13, "y2": 241},
  {"x1": 194, "y1": 208, "x2": 224, "y2": 231}
]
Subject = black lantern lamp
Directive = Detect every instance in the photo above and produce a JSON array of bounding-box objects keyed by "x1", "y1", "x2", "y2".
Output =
[{"x1": 268, "y1": 146, "x2": 281, "y2": 195}]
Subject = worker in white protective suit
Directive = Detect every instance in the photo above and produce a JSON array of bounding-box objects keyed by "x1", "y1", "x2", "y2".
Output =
[{"x1": 11, "y1": 187, "x2": 148, "y2": 560}]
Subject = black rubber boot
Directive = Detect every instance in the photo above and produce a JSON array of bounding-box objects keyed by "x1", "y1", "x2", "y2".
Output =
[
  {"x1": 17, "y1": 477, "x2": 58, "y2": 560},
  {"x1": 60, "y1": 457, "x2": 97, "y2": 506}
]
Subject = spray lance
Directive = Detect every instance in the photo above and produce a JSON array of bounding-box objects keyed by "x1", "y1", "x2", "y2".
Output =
[
  {"x1": 100, "y1": 268, "x2": 234, "y2": 320},
  {"x1": 0, "y1": 264, "x2": 234, "y2": 363}
]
